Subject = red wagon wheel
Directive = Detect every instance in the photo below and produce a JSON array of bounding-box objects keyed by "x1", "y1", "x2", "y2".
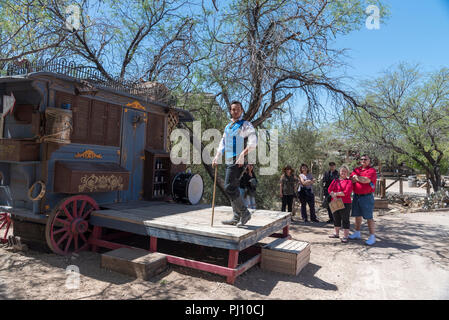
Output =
[
  {"x1": 45, "y1": 195, "x2": 99, "y2": 255},
  {"x1": 0, "y1": 212, "x2": 12, "y2": 243}
]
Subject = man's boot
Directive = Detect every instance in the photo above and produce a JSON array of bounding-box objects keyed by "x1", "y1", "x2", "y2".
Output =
[
  {"x1": 222, "y1": 207, "x2": 240, "y2": 225},
  {"x1": 222, "y1": 216, "x2": 240, "y2": 225},
  {"x1": 237, "y1": 209, "x2": 251, "y2": 227},
  {"x1": 231, "y1": 196, "x2": 251, "y2": 227}
]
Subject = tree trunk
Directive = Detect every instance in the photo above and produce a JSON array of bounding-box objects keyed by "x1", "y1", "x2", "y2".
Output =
[{"x1": 430, "y1": 165, "x2": 441, "y2": 193}]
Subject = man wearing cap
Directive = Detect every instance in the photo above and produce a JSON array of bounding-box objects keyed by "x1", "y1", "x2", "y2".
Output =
[
  {"x1": 212, "y1": 101, "x2": 257, "y2": 227},
  {"x1": 322, "y1": 162, "x2": 339, "y2": 223},
  {"x1": 349, "y1": 155, "x2": 378, "y2": 245}
]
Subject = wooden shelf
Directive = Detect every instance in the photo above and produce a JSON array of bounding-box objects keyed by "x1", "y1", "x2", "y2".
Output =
[
  {"x1": 143, "y1": 149, "x2": 171, "y2": 200},
  {"x1": 143, "y1": 148, "x2": 186, "y2": 201}
]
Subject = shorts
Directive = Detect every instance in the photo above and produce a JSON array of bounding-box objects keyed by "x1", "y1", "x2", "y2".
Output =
[{"x1": 351, "y1": 193, "x2": 374, "y2": 220}]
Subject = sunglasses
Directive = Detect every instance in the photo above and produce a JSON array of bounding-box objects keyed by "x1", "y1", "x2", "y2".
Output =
[{"x1": 360, "y1": 158, "x2": 369, "y2": 161}]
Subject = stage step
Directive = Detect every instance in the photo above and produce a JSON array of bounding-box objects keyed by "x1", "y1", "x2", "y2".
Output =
[
  {"x1": 261, "y1": 238, "x2": 310, "y2": 276},
  {"x1": 101, "y1": 248, "x2": 167, "y2": 280}
]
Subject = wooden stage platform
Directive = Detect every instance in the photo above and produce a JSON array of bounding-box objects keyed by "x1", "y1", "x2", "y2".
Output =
[{"x1": 88, "y1": 201, "x2": 291, "y2": 284}]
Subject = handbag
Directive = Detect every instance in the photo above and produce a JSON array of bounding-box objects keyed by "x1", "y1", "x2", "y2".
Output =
[
  {"x1": 329, "y1": 198, "x2": 345, "y2": 214},
  {"x1": 248, "y1": 177, "x2": 258, "y2": 191},
  {"x1": 328, "y1": 179, "x2": 345, "y2": 213}
]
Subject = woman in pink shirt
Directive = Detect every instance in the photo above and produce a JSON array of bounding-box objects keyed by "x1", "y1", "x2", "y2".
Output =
[{"x1": 328, "y1": 165, "x2": 353, "y2": 243}]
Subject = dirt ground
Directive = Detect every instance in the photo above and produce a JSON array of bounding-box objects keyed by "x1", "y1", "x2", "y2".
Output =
[{"x1": 1, "y1": 207, "x2": 448, "y2": 300}]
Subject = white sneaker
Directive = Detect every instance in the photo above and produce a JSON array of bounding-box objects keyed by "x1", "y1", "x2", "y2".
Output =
[
  {"x1": 348, "y1": 231, "x2": 361, "y2": 240},
  {"x1": 365, "y1": 235, "x2": 376, "y2": 246}
]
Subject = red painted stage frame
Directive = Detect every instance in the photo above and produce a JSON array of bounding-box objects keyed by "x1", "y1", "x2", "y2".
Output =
[
  {"x1": 88, "y1": 225, "x2": 290, "y2": 284},
  {"x1": 0, "y1": 212, "x2": 12, "y2": 243}
]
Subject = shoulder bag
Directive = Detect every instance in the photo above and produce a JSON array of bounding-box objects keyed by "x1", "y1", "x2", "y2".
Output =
[{"x1": 329, "y1": 179, "x2": 345, "y2": 214}]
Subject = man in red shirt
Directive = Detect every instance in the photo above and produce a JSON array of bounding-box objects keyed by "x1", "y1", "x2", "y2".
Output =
[{"x1": 348, "y1": 155, "x2": 377, "y2": 245}]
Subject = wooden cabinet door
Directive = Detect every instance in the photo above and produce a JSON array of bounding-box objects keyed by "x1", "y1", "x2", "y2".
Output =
[
  {"x1": 105, "y1": 104, "x2": 121, "y2": 147},
  {"x1": 146, "y1": 113, "x2": 166, "y2": 150},
  {"x1": 89, "y1": 100, "x2": 107, "y2": 145},
  {"x1": 71, "y1": 97, "x2": 91, "y2": 143},
  {"x1": 55, "y1": 92, "x2": 123, "y2": 147}
]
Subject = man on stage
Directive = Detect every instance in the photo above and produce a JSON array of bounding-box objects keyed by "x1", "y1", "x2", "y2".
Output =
[{"x1": 212, "y1": 101, "x2": 258, "y2": 227}]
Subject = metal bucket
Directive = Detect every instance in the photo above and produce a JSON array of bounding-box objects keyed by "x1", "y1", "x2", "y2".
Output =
[
  {"x1": 43, "y1": 107, "x2": 72, "y2": 144},
  {"x1": 408, "y1": 175, "x2": 417, "y2": 188}
]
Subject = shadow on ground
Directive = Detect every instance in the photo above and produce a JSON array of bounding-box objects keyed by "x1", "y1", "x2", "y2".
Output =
[
  {"x1": 1, "y1": 211, "x2": 447, "y2": 299},
  {"x1": 233, "y1": 262, "x2": 338, "y2": 297},
  {"x1": 293, "y1": 212, "x2": 449, "y2": 268}
]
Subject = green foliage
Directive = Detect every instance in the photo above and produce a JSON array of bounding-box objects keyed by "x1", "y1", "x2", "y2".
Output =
[
  {"x1": 342, "y1": 63, "x2": 449, "y2": 191},
  {"x1": 278, "y1": 120, "x2": 319, "y2": 173},
  {"x1": 0, "y1": 0, "x2": 62, "y2": 62},
  {"x1": 328, "y1": 0, "x2": 389, "y2": 33}
]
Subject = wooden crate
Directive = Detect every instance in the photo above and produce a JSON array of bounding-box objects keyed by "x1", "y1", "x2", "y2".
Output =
[
  {"x1": 101, "y1": 248, "x2": 167, "y2": 280},
  {"x1": 0, "y1": 139, "x2": 40, "y2": 161},
  {"x1": 261, "y1": 238, "x2": 310, "y2": 276},
  {"x1": 374, "y1": 198, "x2": 389, "y2": 209},
  {"x1": 12, "y1": 219, "x2": 52, "y2": 253}
]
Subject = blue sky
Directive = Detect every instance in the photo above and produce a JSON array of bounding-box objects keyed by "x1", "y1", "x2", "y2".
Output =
[
  {"x1": 338, "y1": 0, "x2": 449, "y2": 80},
  {"x1": 294, "y1": 0, "x2": 449, "y2": 120}
]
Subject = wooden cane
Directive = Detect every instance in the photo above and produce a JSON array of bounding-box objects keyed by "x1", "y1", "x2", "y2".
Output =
[{"x1": 211, "y1": 165, "x2": 218, "y2": 227}]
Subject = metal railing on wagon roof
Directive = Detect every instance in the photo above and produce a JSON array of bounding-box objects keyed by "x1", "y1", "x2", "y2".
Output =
[{"x1": 4, "y1": 58, "x2": 175, "y2": 106}]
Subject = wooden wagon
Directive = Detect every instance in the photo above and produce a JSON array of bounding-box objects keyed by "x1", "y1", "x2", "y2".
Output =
[{"x1": 0, "y1": 60, "x2": 290, "y2": 284}]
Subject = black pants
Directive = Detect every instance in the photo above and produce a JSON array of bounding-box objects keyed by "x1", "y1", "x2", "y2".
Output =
[
  {"x1": 323, "y1": 191, "x2": 334, "y2": 221},
  {"x1": 224, "y1": 164, "x2": 250, "y2": 220},
  {"x1": 299, "y1": 189, "x2": 317, "y2": 220},
  {"x1": 333, "y1": 203, "x2": 351, "y2": 229},
  {"x1": 282, "y1": 195, "x2": 294, "y2": 212}
]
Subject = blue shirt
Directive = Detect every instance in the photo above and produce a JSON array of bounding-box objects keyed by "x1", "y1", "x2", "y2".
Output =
[{"x1": 217, "y1": 115, "x2": 257, "y2": 161}]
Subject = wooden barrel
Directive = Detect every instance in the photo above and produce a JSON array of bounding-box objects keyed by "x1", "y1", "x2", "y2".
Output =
[{"x1": 44, "y1": 107, "x2": 72, "y2": 144}]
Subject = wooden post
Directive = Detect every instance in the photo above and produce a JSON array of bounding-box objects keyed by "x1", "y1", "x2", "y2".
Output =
[
  {"x1": 377, "y1": 160, "x2": 381, "y2": 198},
  {"x1": 227, "y1": 250, "x2": 239, "y2": 284},
  {"x1": 375, "y1": 181, "x2": 379, "y2": 197},
  {"x1": 91, "y1": 226, "x2": 102, "y2": 253},
  {"x1": 211, "y1": 165, "x2": 218, "y2": 227},
  {"x1": 399, "y1": 178, "x2": 403, "y2": 195},
  {"x1": 381, "y1": 178, "x2": 386, "y2": 199},
  {"x1": 0, "y1": 115, "x2": 4, "y2": 139},
  {"x1": 150, "y1": 236, "x2": 157, "y2": 253},
  {"x1": 426, "y1": 173, "x2": 431, "y2": 195},
  {"x1": 282, "y1": 225, "x2": 289, "y2": 238}
]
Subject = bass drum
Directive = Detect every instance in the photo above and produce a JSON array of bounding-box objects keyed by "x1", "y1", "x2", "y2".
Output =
[{"x1": 171, "y1": 172, "x2": 204, "y2": 205}]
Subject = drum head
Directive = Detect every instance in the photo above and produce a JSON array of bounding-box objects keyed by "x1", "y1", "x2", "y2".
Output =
[{"x1": 187, "y1": 174, "x2": 203, "y2": 205}]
